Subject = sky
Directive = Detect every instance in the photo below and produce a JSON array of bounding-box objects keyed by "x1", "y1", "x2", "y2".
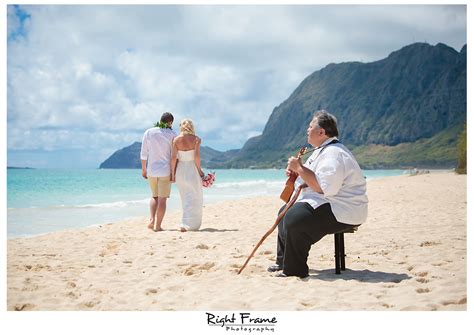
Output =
[{"x1": 6, "y1": 4, "x2": 467, "y2": 168}]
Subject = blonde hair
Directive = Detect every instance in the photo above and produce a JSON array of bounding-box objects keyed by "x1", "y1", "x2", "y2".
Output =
[{"x1": 180, "y1": 118, "x2": 195, "y2": 135}]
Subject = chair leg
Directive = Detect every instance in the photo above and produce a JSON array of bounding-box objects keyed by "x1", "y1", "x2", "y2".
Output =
[
  {"x1": 334, "y1": 233, "x2": 341, "y2": 274},
  {"x1": 341, "y1": 233, "x2": 346, "y2": 271}
]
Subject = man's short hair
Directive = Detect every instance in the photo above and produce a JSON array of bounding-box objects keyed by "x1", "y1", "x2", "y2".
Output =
[
  {"x1": 160, "y1": 112, "x2": 174, "y2": 124},
  {"x1": 313, "y1": 110, "x2": 339, "y2": 138}
]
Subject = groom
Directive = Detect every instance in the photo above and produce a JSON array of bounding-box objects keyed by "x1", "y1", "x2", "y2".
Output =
[{"x1": 140, "y1": 112, "x2": 177, "y2": 232}]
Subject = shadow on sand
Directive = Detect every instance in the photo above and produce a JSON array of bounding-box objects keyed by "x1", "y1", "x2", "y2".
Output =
[{"x1": 307, "y1": 268, "x2": 411, "y2": 283}]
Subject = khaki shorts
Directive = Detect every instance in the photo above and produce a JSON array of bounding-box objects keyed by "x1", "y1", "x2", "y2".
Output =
[{"x1": 148, "y1": 176, "x2": 172, "y2": 198}]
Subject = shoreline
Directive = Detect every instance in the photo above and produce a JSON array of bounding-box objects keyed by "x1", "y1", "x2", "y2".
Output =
[
  {"x1": 7, "y1": 169, "x2": 454, "y2": 240},
  {"x1": 7, "y1": 172, "x2": 466, "y2": 310}
]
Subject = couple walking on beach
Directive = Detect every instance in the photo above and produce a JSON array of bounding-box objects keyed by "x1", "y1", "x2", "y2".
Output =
[{"x1": 140, "y1": 112, "x2": 210, "y2": 232}]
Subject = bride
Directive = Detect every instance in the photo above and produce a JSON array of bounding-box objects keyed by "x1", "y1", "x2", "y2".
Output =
[{"x1": 171, "y1": 119, "x2": 205, "y2": 232}]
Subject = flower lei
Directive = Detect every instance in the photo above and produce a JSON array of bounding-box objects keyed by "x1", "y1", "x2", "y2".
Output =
[{"x1": 154, "y1": 121, "x2": 171, "y2": 129}]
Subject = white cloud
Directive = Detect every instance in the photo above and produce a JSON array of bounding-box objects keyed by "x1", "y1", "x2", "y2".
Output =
[{"x1": 7, "y1": 4, "x2": 466, "y2": 168}]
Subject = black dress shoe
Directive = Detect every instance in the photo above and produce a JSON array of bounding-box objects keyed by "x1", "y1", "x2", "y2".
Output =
[{"x1": 267, "y1": 264, "x2": 283, "y2": 272}]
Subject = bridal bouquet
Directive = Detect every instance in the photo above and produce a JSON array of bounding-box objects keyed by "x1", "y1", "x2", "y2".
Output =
[{"x1": 202, "y1": 172, "x2": 216, "y2": 188}]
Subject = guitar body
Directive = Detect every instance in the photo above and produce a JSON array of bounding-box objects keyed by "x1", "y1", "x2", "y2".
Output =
[{"x1": 279, "y1": 175, "x2": 297, "y2": 203}]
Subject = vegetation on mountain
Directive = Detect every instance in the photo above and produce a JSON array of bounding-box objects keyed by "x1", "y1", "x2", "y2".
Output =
[{"x1": 455, "y1": 123, "x2": 467, "y2": 174}]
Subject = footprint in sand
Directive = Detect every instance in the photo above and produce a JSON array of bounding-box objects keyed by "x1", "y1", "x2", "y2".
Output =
[
  {"x1": 382, "y1": 303, "x2": 394, "y2": 309},
  {"x1": 414, "y1": 271, "x2": 431, "y2": 288},
  {"x1": 26, "y1": 264, "x2": 52, "y2": 272},
  {"x1": 82, "y1": 301, "x2": 100, "y2": 308},
  {"x1": 146, "y1": 288, "x2": 159, "y2": 295},
  {"x1": 66, "y1": 291, "x2": 79, "y2": 299},
  {"x1": 229, "y1": 265, "x2": 242, "y2": 274},
  {"x1": 67, "y1": 282, "x2": 77, "y2": 289},
  {"x1": 441, "y1": 297, "x2": 467, "y2": 306},
  {"x1": 184, "y1": 262, "x2": 215, "y2": 276},
  {"x1": 416, "y1": 278, "x2": 429, "y2": 283},
  {"x1": 419, "y1": 241, "x2": 441, "y2": 247},
  {"x1": 14, "y1": 303, "x2": 35, "y2": 311},
  {"x1": 184, "y1": 266, "x2": 197, "y2": 276},
  {"x1": 93, "y1": 288, "x2": 109, "y2": 295},
  {"x1": 432, "y1": 262, "x2": 445, "y2": 266},
  {"x1": 416, "y1": 288, "x2": 431, "y2": 294},
  {"x1": 198, "y1": 262, "x2": 215, "y2": 270},
  {"x1": 99, "y1": 243, "x2": 119, "y2": 257}
]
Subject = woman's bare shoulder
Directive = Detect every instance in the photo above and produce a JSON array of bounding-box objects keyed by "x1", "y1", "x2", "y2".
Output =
[{"x1": 183, "y1": 134, "x2": 199, "y2": 143}]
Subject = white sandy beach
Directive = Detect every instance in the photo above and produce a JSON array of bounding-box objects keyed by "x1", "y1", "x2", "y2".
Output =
[{"x1": 7, "y1": 172, "x2": 466, "y2": 311}]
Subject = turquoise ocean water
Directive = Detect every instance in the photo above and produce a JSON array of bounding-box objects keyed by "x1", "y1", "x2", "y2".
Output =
[{"x1": 7, "y1": 168, "x2": 407, "y2": 238}]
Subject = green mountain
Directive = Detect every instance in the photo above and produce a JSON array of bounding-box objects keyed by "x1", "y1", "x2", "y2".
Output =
[
  {"x1": 99, "y1": 142, "x2": 142, "y2": 169},
  {"x1": 100, "y1": 42, "x2": 466, "y2": 170},
  {"x1": 218, "y1": 42, "x2": 466, "y2": 169}
]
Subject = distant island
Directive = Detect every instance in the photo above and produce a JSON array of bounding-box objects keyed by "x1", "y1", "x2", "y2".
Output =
[{"x1": 100, "y1": 42, "x2": 466, "y2": 170}]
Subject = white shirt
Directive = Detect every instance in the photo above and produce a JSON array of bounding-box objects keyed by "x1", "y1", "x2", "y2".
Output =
[
  {"x1": 296, "y1": 137, "x2": 368, "y2": 225},
  {"x1": 140, "y1": 127, "x2": 177, "y2": 177}
]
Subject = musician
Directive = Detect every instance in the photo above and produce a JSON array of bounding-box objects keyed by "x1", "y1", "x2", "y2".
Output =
[{"x1": 268, "y1": 110, "x2": 368, "y2": 278}]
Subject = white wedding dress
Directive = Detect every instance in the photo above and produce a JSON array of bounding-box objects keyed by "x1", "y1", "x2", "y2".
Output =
[{"x1": 176, "y1": 149, "x2": 203, "y2": 231}]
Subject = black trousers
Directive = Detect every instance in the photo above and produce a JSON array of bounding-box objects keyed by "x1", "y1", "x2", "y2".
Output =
[{"x1": 276, "y1": 202, "x2": 353, "y2": 277}]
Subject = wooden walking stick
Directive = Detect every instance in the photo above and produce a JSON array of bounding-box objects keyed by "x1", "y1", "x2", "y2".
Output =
[{"x1": 238, "y1": 184, "x2": 305, "y2": 274}]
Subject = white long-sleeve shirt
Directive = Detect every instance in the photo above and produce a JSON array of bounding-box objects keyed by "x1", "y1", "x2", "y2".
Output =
[
  {"x1": 140, "y1": 127, "x2": 177, "y2": 177},
  {"x1": 296, "y1": 137, "x2": 368, "y2": 225}
]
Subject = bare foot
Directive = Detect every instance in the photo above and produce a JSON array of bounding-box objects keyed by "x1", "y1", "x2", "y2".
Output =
[
  {"x1": 148, "y1": 219, "x2": 162, "y2": 231},
  {"x1": 180, "y1": 227, "x2": 187, "y2": 232}
]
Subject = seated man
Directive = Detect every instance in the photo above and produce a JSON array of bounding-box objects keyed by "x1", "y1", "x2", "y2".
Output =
[{"x1": 268, "y1": 110, "x2": 368, "y2": 278}]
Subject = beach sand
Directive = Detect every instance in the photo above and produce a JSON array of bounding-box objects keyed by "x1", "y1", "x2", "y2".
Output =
[{"x1": 7, "y1": 172, "x2": 466, "y2": 311}]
